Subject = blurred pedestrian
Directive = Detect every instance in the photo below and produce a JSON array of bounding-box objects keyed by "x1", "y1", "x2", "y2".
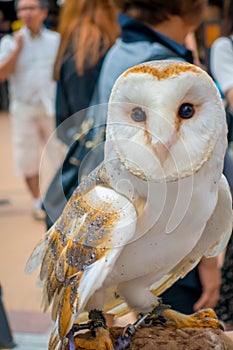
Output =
[
  {"x1": 211, "y1": 0, "x2": 233, "y2": 112},
  {"x1": 0, "y1": 284, "x2": 16, "y2": 349},
  {"x1": 53, "y1": 0, "x2": 119, "y2": 146},
  {"x1": 210, "y1": 0, "x2": 233, "y2": 330},
  {"x1": 0, "y1": 0, "x2": 60, "y2": 220}
]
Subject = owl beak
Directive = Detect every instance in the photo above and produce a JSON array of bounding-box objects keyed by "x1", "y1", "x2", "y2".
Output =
[{"x1": 153, "y1": 141, "x2": 169, "y2": 165}]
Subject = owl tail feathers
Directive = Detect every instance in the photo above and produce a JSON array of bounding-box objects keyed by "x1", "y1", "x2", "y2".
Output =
[
  {"x1": 47, "y1": 285, "x2": 78, "y2": 350},
  {"x1": 40, "y1": 270, "x2": 62, "y2": 313},
  {"x1": 25, "y1": 226, "x2": 54, "y2": 275},
  {"x1": 58, "y1": 284, "x2": 77, "y2": 339},
  {"x1": 48, "y1": 325, "x2": 62, "y2": 350},
  {"x1": 49, "y1": 272, "x2": 82, "y2": 346}
]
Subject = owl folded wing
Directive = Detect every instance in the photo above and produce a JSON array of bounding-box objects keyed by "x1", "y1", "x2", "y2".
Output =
[
  {"x1": 25, "y1": 184, "x2": 137, "y2": 339},
  {"x1": 149, "y1": 174, "x2": 232, "y2": 298}
]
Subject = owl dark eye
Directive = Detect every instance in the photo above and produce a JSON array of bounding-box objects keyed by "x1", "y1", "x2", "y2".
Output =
[
  {"x1": 178, "y1": 103, "x2": 195, "y2": 119},
  {"x1": 131, "y1": 107, "x2": 147, "y2": 122}
]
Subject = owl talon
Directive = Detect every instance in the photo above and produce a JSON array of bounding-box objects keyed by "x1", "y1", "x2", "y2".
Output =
[
  {"x1": 68, "y1": 310, "x2": 114, "y2": 350},
  {"x1": 159, "y1": 306, "x2": 223, "y2": 330},
  {"x1": 116, "y1": 301, "x2": 171, "y2": 347},
  {"x1": 73, "y1": 327, "x2": 114, "y2": 350},
  {"x1": 145, "y1": 299, "x2": 171, "y2": 326},
  {"x1": 120, "y1": 299, "x2": 170, "y2": 339}
]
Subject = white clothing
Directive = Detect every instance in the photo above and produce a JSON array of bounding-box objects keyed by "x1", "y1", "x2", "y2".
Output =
[
  {"x1": 10, "y1": 100, "x2": 60, "y2": 177},
  {"x1": 0, "y1": 26, "x2": 61, "y2": 177},
  {"x1": 210, "y1": 36, "x2": 233, "y2": 95},
  {"x1": 0, "y1": 26, "x2": 60, "y2": 116}
]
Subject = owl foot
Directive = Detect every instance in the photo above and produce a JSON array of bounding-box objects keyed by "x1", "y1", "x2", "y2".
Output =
[
  {"x1": 67, "y1": 310, "x2": 114, "y2": 350},
  {"x1": 147, "y1": 303, "x2": 224, "y2": 330},
  {"x1": 114, "y1": 302, "x2": 224, "y2": 350},
  {"x1": 73, "y1": 327, "x2": 113, "y2": 350}
]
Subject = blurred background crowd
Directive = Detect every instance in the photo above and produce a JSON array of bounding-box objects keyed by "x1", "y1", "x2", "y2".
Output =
[
  {"x1": 0, "y1": 0, "x2": 226, "y2": 96},
  {"x1": 0, "y1": 0, "x2": 233, "y2": 348}
]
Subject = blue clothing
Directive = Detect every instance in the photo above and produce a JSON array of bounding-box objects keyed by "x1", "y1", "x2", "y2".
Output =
[
  {"x1": 224, "y1": 151, "x2": 233, "y2": 191},
  {"x1": 99, "y1": 14, "x2": 193, "y2": 104}
]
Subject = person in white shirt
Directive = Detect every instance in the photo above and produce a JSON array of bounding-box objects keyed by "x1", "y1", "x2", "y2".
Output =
[{"x1": 0, "y1": 0, "x2": 60, "y2": 220}]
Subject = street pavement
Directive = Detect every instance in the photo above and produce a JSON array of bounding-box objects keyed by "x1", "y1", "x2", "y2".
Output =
[
  {"x1": 0, "y1": 111, "x2": 56, "y2": 349},
  {"x1": 12, "y1": 333, "x2": 50, "y2": 350}
]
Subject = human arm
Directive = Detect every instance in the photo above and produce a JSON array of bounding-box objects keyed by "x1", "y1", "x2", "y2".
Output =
[
  {"x1": 185, "y1": 32, "x2": 204, "y2": 68},
  {"x1": 210, "y1": 37, "x2": 233, "y2": 108},
  {"x1": 193, "y1": 256, "x2": 221, "y2": 311},
  {"x1": 0, "y1": 31, "x2": 23, "y2": 82},
  {"x1": 226, "y1": 87, "x2": 233, "y2": 111}
]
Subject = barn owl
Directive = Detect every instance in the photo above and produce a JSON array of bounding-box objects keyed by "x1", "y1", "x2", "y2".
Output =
[{"x1": 26, "y1": 60, "x2": 232, "y2": 350}]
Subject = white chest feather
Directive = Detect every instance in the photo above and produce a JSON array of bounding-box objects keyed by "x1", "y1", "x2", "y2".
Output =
[{"x1": 103, "y1": 148, "x2": 221, "y2": 286}]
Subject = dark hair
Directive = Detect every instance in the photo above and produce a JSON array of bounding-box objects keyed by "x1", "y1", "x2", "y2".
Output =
[
  {"x1": 113, "y1": 0, "x2": 206, "y2": 26},
  {"x1": 221, "y1": 0, "x2": 233, "y2": 36},
  {"x1": 15, "y1": 0, "x2": 49, "y2": 9}
]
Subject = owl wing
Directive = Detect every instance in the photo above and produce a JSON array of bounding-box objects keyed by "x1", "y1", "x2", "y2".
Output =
[
  {"x1": 102, "y1": 174, "x2": 232, "y2": 317},
  {"x1": 151, "y1": 174, "x2": 232, "y2": 295},
  {"x1": 25, "y1": 183, "x2": 137, "y2": 339}
]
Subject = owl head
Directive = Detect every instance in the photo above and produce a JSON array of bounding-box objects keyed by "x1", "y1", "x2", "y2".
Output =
[{"x1": 105, "y1": 60, "x2": 227, "y2": 182}]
